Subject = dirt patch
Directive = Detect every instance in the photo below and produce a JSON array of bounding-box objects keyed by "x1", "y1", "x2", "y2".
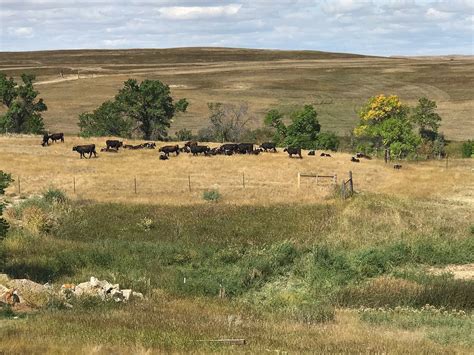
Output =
[{"x1": 428, "y1": 264, "x2": 474, "y2": 280}]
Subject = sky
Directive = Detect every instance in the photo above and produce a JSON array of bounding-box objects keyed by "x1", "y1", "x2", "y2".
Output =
[{"x1": 0, "y1": 0, "x2": 473, "y2": 55}]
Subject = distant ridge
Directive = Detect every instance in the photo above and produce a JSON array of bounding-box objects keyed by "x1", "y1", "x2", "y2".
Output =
[{"x1": 0, "y1": 47, "x2": 374, "y2": 66}]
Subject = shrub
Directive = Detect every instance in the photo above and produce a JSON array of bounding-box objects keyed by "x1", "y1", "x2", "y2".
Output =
[
  {"x1": 315, "y1": 132, "x2": 340, "y2": 151},
  {"x1": 461, "y1": 140, "x2": 473, "y2": 158},
  {"x1": 175, "y1": 128, "x2": 193, "y2": 141},
  {"x1": 203, "y1": 189, "x2": 221, "y2": 202},
  {"x1": 43, "y1": 187, "x2": 68, "y2": 204}
]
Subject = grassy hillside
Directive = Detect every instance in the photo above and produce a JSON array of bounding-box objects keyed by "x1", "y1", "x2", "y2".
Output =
[
  {"x1": 0, "y1": 48, "x2": 472, "y2": 140},
  {"x1": 1, "y1": 193, "x2": 473, "y2": 352}
]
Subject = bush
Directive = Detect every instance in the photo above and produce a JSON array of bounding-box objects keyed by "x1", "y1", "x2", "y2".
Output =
[
  {"x1": 203, "y1": 189, "x2": 221, "y2": 202},
  {"x1": 461, "y1": 140, "x2": 473, "y2": 158},
  {"x1": 315, "y1": 132, "x2": 340, "y2": 151},
  {"x1": 175, "y1": 128, "x2": 193, "y2": 141},
  {"x1": 43, "y1": 187, "x2": 67, "y2": 204}
]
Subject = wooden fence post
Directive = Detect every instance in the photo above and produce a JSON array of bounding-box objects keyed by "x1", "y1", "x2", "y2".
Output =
[
  {"x1": 242, "y1": 172, "x2": 245, "y2": 188},
  {"x1": 297, "y1": 172, "x2": 301, "y2": 189},
  {"x1": 188, "y1": 175, "x2": 191, "y2": 192},
  {"x1": 348, "y1": 171, "x2": 353, "y2": 195}
]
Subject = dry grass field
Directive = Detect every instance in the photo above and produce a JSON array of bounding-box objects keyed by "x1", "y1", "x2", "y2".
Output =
[
  {"x1": 0, "y1": 135, "x2": 472, "y2": 206},
  {"x1": 0, "y1": 48, "x2": 473, "y2": 140}
]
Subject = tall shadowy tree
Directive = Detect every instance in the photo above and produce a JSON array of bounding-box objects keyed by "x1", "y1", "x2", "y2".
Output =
[
  {"x1": 78, "y1": 79, "x2": 188, "y2": 139},
  {"x1": 410, "y1": 97, "x2": 442, "y2": 141},
  {"x1": 0, "y1": 73, "x2": 47, "y2": 134}
]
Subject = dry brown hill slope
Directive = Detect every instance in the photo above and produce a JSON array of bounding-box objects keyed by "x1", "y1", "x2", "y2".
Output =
[{"x1": 0, "y1": 48, "x2": 472, "y2": 140}]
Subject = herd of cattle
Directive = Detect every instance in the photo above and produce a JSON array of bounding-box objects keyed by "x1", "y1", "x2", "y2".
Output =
[{"x1": 40, "y1": 132, "x2": 401, "y2": 167}]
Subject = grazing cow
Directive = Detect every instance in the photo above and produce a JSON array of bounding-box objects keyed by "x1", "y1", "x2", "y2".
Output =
[
  {"x1": 73, "y1": 144, "x2": 97, "y2": 159},
  {"x1": 219, "y1": 143, "x2": 239, "y2": 153},
  {"x1": 159, "y1": 145, "x2": 180, "y2": 156},
  {"x1": 393, "y1": 164, "x2": 402, "y2": 169},
  {"x1": 185, "y1": 141, "x2": 198, "y2": 148},
  {"x1": 320, "y1": 153, "x2": 332, "y2": 157},
  {"x1": 237, "y1": 143, "x2": 254, "y2": 154},
  {"x1": 101, "y1": 147, "x2": 118, "y2": 153},
  {"x1": 351, "y1": 157, "x2": 360, "y2": 163},
  {"x1": 259, "y1": 142, "x2": 277, "y2": 152},
  {"x1": 191, "y1": 145, "x2": 210, "y2": 156},
  {"x1": 308, "y1": 150, "x2": 315, "y2": 156},
  {"x1": 250, "y1": 148, "x2": 262, "y2": 155},
  {"x1": 41, "y1": 133, "x2": 50, "y2": 146},
  {"x1": 284, "y1": 147, "x2": 302, "y2": 158},
  {"x1": 224, "y1": 149, "x2": 234, "y2": 156},
  {"x1": 41, "y1": 132, "x2": 64, "y2": 146},
  {"x1": 106, "y1": 140, "x2": 123, "y2": 151},
  {"x1": 356, "y1": 152, "x2": 372, "y2": 160},
  {"x1": 159, "y1": 154, "x2": 169, "y2": 160}
]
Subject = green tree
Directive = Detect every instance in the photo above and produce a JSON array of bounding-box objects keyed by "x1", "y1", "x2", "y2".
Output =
[
  {"x1": 411, "y1": 97, "x2": 442, "y2": 141},
  {"x1": 78, "y1": 100, "x2": 132, "y2": 138},
  {"x1": 0, "y1": 171, "x2": 13, "y2": 240},
  {"x1": 315, "y1": 132, "x2": 340, "y2": 151},
  {"x1": 0, "y1": 74, "x2": 47, "y2": 134},
  {"x1": 462, "y1": 140, "x2": 473, "y2": 158},
  {"x1": 284, "y1": 105, "x2": 321, "y2": 149},
  {"x1": 264, "y1": 109, "x2": 286, "y2": 144},
  {"x1": 115, "y1": 79, "x2": 188, "y2": 140},
  {"x1": 354, "y1": 95, "x2": 420, "y2": 157},
  {"x1": 78, "y1": 79, "x2": 188, "y2": 140}
]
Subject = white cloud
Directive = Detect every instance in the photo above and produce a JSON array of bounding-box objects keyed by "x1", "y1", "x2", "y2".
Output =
[
  {"x1": 426, "y1": 8, "x2": 453, "y2": 20},
  {"x1": 7, "y1": 27, "x2": 34, "y2": 38},
  {"x1": 157, "y1": 4, "x2": 241, "y2": 20}
]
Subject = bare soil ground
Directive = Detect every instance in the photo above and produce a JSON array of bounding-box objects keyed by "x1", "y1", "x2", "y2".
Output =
[{"x1": 0, "y1": 48, "x2": 472, "y2": 140}]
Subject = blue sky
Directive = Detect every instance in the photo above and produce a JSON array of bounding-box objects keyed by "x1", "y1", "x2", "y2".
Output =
[{"x1": 0, "y1": 0, "x2": 473, "y2": 55}]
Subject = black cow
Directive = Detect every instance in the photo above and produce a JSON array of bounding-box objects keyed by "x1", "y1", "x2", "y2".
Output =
[
  {"x1": 393, "y1": 164, "x2": 402, "y2": 169},
  {"x1": 250, "y1": 148, "x2": 262, "y2": 155},
  {"x1": 142, "y1": 142, "x2": 156, "y2": 149},
  {"x1": 191, "y1": 145, "x2": 210, "y2": 156},
  {"x1": 284, "y1": 147, "x2": 302, "y2": 158},
  {"x1": 308, "y1": 150, "x2": 315, "y2": 156},
  {"x1": 185, "y1": 141, "x2": 198, "y2": 148},
  {"x1": 260, "y1": 142, "x2": 277, "y2": 152},
  {"x1": 101, "y1": 147, "x2": 118, "y2": 153},
  {"x1": 356, "y1": 152, "x2": 372, "y2": 160},
  {"x1": 106, "y1": 140, "x2": 123, "y2": 151},
  {"x1": 123, "y1": 144, "x2": 134, "y2": 149},
  {"x1": 159, "y1": 145, "x2": 180, "y2": 156},
  {"x1": 320, "y1": 153, "x2": 332, "y2": 157},
  {"x1": 224, "y1": 149, "x2": 234, "y2": 156},
  {"x1": 73, "y1": 144, "x2": 97, "y2": 159},
  {"x1": 219, "y1": 143, "x2": 239, "y2": 153},
  {"x1": 41, "y1": 132, "x2": 64, "y2": 146},
  {"x1": 351, "y1": 157, "x2": 360, "y2": 163},
  {"x1": 159, "y1": 154, "x2": 169, "y2": 160},
  {"x1": 237, "y1": 143, "x2": 254, "y2": 154}
]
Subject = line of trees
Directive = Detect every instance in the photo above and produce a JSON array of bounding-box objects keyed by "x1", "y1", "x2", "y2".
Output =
[{"x1": 1, "y1": 73, "x2": 470, "y2": 159}]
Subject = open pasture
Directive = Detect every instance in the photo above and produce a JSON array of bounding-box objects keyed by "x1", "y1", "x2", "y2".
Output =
[
  {"x1": 0, "y1": 48, "x2": 473, "y2": 140},
  {"x1": 0, "y1": 135, "x2": 472, "y2": 205}
]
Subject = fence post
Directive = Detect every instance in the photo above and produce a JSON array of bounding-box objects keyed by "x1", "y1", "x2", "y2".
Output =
[
  {"x1": 348, "y1": 171, "x2": 353, "y2": 195},
  {"x1": 134, "y1": 177, "x2": 137, "y2": 194},
  {"x1": 297, "y1": 172, "x2": 301, "y2": 189},
  {"x1": 188, "y1": 175, "x2": 191, "y2": 192},
  {"x1": 242, "y1": 172, "x2": 245, "y2": 188},
  {"x1": 445, "y1": 154, "x2": 449, "y2": 169},
  {"x1": 341, "y1": 181, "x2": 345, "y2": 199}
]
